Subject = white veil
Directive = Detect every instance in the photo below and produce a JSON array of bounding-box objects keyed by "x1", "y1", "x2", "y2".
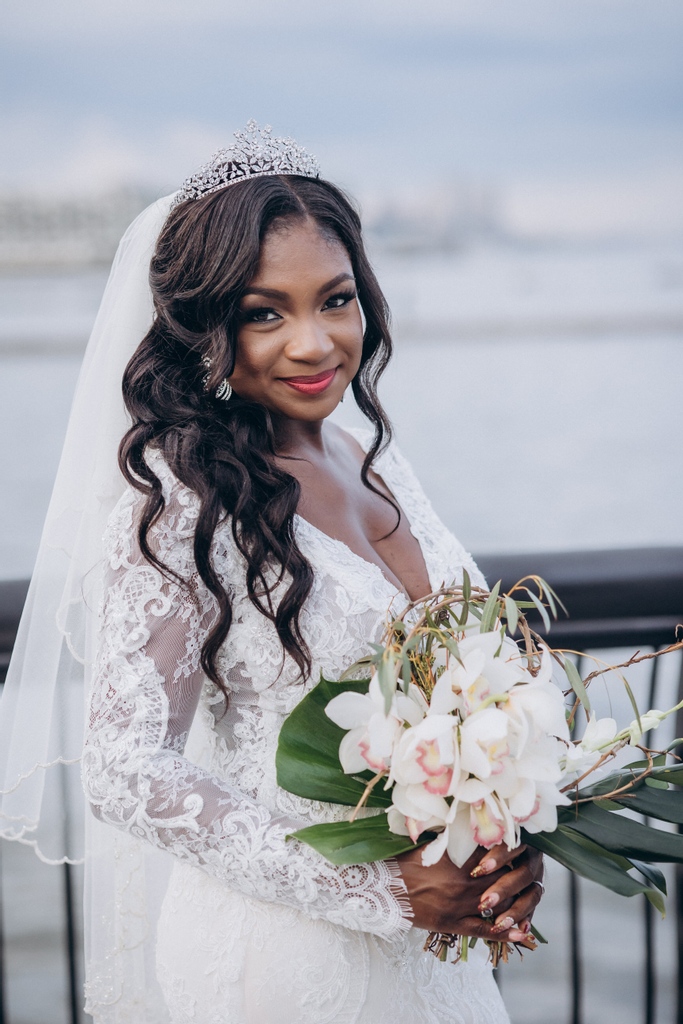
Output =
[{"x1": 0, "y1": 194, "x2": 176, "y2": 1020}]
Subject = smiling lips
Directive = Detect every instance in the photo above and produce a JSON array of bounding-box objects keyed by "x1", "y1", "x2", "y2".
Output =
[{"x1": 280, "y1": 368, "x2": 338, "y2": 395}]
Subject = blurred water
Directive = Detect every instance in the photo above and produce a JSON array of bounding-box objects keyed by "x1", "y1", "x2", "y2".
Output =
[{"x1": 1, "y1": 241, "x2": 683, "y2": 579}]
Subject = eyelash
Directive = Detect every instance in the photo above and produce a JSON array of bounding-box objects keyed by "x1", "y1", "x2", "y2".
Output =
[{"x1": 241, "y1": 290, "x2": 357, "y2": 324}]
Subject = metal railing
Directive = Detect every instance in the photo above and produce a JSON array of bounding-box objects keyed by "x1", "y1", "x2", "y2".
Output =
[{"x1": 1, "y1": 547, "x2": 683, "y2": 1024}]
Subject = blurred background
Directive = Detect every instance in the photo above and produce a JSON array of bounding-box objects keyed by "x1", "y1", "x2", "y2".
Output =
[{"x1": 0, "y1": 1, "x2": 682, "y2": 1022}]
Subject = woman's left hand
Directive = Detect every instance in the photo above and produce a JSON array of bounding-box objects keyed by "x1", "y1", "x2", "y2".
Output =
[{"x1": 474, "y1": 843, "x2": 545, "y2": 938}]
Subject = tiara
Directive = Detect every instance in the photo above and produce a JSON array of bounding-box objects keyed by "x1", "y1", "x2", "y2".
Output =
[{"x1": 172, "y1": 120, "x2": 320, "y2": 206}]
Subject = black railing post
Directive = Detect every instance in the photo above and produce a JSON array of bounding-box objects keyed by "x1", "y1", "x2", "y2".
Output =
[
  {"x1": 0, "y1": 843, "x2": 6, "y2": 1024},
  {"x1": 64, "y1": 861, "x2": 80, "y2": 1024},
  {"x1": 642, "y1": 653, "x2": 662, "y2": 1024},
  {"x1": 569, "y1": 871, "x2": 582, "y2": 1024}
]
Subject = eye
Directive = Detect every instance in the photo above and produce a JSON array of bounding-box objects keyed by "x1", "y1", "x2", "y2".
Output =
[
  {"x1": 323, "y1": 290, "x2": 357, "y2": 310},
  {"x1": 242, "y1": 306, "x2": 281, "y2": 324}
]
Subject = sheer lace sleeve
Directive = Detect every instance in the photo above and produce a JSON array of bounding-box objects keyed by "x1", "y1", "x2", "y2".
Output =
[{"x1": 81, "y1": 477, "x2": 412, "y2": 941}]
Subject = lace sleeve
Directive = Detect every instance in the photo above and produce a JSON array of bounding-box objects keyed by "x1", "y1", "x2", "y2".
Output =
[{"x1": 81, "y1": 481, "x2": 412, "y2": 941}]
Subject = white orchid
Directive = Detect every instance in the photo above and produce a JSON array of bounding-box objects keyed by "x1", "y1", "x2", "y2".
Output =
[
  {"x1": 560, "y1": 714, "x2": 618, "y2": 778},
  {"x1": 625, "y1": 708, "x2": 669, "y2": 745},
  {"x1": 325, "y1": 674, "x2": 425, "y2": 774}
]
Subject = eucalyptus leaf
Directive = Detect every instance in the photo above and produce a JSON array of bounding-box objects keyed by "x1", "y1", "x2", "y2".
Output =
[
  {"x1": 563, "y1": 657, "x2": 592, "y2": 715},
  {"x1": 527, "y1": 590, "x2": 551, "y2": 633},
  {"x1": 480, "y1": 581, "x2": 502, "y2": 634},
  {"x1": 504, "y1": 595, "x2": 519, "y2": 637},
  {"x1": 377, "y1": 654, "x2": 397, "y2": 715},
  {"x1": 462, "y1": 568, "x2": 471, "y2": 603}
]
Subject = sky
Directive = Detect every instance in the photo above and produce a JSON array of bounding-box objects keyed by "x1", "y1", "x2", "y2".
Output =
[{"x1": 2, "y1": 0, "x2": 682, "y2": 236}]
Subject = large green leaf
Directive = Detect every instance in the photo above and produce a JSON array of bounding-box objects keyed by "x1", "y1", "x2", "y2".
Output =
[
  {"x1": 523, "y1": 826, "x2": 663, "y2": 906},
  {"x1": 558, "y1": 803, "x2": 683, "y2": 863},
  {"x1": 612, "y1": 784, "x2": 683, "y2": 825},
  {"x1": 276, "y1": 675, "x2": 392, "y2": 808},
  {"x1": 577, "y1": 764, "x2": 683, "y2": 824},
  {"x1": 290, "y1": 813, "x2": 424, "y2": 865}
]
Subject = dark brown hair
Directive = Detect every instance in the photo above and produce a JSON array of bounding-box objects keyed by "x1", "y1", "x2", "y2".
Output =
[{"x1": 119, "y1": 174, "x2": 394, "y2": 693}]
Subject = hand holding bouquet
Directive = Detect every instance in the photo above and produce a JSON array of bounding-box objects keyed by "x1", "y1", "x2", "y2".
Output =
[{"x1": 277, "y1": 574, "x2": 683, "y2": 963}]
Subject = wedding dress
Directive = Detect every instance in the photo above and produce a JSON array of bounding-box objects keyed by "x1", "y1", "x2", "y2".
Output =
[{"x1": 82, "y1": 425, "x2": 510, "y2": 1024}]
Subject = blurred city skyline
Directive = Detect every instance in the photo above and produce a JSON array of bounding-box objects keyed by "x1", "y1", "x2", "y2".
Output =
[{"x1": 1, "y1": 0, "x2": 682, "y2": 240}]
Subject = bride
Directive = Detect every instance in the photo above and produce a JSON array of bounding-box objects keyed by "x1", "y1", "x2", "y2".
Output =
[{"x1": 0, "y1": 123, "x2": 542, "y2": 1023}]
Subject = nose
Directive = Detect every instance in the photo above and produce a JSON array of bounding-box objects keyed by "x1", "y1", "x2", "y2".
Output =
[{"x1": 283, "y1": 314, "x2": 335, "y2": 364}]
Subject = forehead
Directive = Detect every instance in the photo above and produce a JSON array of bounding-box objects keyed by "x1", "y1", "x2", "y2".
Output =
[{"x1": 251, "y1": 216, "x2": 352, "y2": 284}]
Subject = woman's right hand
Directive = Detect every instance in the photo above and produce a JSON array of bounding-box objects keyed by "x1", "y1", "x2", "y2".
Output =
[{"x1": 396, "y1": 841, "x2": 544, "y2": 944}]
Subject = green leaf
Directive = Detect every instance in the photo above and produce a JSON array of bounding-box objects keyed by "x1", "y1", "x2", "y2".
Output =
[
  {"x1": 479, "y1": 581, "x2": 502, "y2": 633},
  {"x1": 530, "y1": 923, "x2": 548, "y2": 944},
  {"x1": 644, "y1": 777, "x2": 669, "y2": 790},
  {"x1": 562, "y1": 829, "x2": 633, "y2": 871},
  {"x1": 563, "y1": 656, "x2": 591, "y2": 715},
  {"x1": 462, "y1": 568, "x2": 471, "y2": 603},
  {"x1": 617, "y1": 672, "x2": 642, "y2": 738},
  {"x1": 289, "y1": 813, "x2": 426, "y2": 865},
  {"x1": 400, "y1": 651, "x2": 412, "y2": 690},
  {"x1": 504, "y1": 595, "x2": 519, "y2": 636},
  {"x1": 544, "y1": 585, "x2": 558, "y2": 620},
  {"x1": 612, "y1": 783, "x2": 683, "y2": 825},
  {"x1": 631, "y1": 860, "x2": 667, "y2": 895},
  {"x1": 527, "y1": 590, "x2": 551, "y2": 632},
  {"x1": 523, "y1": 826, "x2": 663, "y2": 904},
  {"x1": 377, "y1": 654, "x2": 397, "y2": 715},
  {"x1": 558, "y1": 802, "x2": 683, "y2": 863},
  {"x1": 276, "y1": 676, "x2": 391, "y2": 808},
  {"x1": 543, "y1": 580, "x2": 568, "y2": 617}
]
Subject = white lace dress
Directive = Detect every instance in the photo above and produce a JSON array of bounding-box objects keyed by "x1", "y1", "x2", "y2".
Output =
[{"x1": 82, "y1": 428, "x2": 510, "y2": 1024}]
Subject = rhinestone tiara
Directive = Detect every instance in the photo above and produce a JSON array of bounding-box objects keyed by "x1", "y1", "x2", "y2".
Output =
[{"x1": 172, "y1": 120, "x2": 320, "y2": 206}]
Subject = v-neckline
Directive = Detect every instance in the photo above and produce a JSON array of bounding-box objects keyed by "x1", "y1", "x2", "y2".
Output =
[{"x1": 294, "y1": 430, "x2": 433, "y2": 603}]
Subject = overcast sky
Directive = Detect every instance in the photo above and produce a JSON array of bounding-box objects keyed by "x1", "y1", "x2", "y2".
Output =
[{"x1": 2, "y1": 0, "x2": 682, "y2": 233}]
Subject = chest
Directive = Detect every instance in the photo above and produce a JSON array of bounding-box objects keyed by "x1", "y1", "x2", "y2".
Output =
[{"x1": 293, "y1": 457, "x2": 431, "y2": 601}]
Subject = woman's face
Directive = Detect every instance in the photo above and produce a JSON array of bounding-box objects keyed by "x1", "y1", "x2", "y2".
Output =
[{"x1": 229, "y1": 216, "x2": 363, "y2": 423}]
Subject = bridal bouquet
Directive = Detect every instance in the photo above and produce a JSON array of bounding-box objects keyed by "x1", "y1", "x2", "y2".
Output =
[{"x1": 276, "y1": 575, "x2": 683, "y2": 963}]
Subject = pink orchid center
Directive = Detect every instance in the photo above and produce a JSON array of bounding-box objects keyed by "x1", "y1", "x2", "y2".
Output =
[
  {"x1": 415, "y1": 738, "x2": 448, "y2": 777},
  {"x1": 470, "y1": 799, "x2": 505, "y2": 848},
  {"x1": 358, "y1": 738, "x2": 387, "y2": 773}
]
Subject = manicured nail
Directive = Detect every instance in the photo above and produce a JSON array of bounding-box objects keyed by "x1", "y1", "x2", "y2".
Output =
[
  {"x1": 478, "y1": 893, "x2": 500, "y2": 912},
  {"x1": 471, "y1": 858, "x2": 497, "y2": 877},
  {"x1": 520, "y1": 919, "x2": 531, "y2": 934},
  {"x1": 491, "y1": 916, "x2": 515, "y2": 934},
  {"x1": 508, "y1": 928, "x2": 526, "y2": 942}
]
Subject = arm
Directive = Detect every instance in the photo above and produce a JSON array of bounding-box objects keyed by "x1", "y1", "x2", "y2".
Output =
[{"x1": 82, "y1": 482, "x2": 411, "y2": 939}]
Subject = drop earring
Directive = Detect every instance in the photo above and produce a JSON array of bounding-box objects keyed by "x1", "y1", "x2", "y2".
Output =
[{"x1": 202, "y1": 356, "x2": 233, "y2": 402}]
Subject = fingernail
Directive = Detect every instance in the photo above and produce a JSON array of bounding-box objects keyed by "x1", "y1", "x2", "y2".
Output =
[
  {"x1": 478, "y1": 893, "x2": 500, "y2": 912},
  {"x1": 471, "y1": 858, "x2": 497, "y2": 878},
  {"x1": 491, "y1": 916, "x2": 515, "y2": 934},
  {"x1": 520, "y1": 919, "x2": 531, "y2": 934},
  {"x1": 508, "y1": 929, "x2": 526, "y2": 942}
]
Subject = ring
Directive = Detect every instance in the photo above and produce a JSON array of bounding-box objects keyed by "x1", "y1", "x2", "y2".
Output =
[
  {"x1": 531, "y1": 880, "x2": 545, "y2": 895},
  {"x1": 480, "y1": 907, "x2": 494, "y2": 918}
]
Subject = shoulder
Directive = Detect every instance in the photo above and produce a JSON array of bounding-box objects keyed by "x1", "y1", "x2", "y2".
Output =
[{"x1": 103, "y1": 450, "x2": 201, "y2": 575}]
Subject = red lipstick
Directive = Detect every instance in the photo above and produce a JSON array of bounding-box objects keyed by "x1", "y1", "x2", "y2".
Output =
[{"x1": 281, "y1": 368, "x2": 337, "y2": 395}]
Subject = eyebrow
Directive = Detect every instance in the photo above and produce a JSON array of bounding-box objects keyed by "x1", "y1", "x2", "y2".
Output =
[{"x1": 241, "y1": 272, "x2": 355, "y2": 301}]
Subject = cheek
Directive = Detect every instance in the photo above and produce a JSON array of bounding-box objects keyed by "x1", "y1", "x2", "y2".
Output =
[{"x1": 230, "y1": 334, "x2": 275, "y2": 384}]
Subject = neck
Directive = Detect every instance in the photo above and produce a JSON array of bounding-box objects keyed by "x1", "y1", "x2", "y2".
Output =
[{"x1": 272, "y1": 415, "x2": 329, "y2": 457}]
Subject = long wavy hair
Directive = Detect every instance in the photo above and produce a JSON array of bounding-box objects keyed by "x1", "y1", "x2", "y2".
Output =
[{"x1": 119, "y1": 174, "x2": 395, "y2": 693}]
